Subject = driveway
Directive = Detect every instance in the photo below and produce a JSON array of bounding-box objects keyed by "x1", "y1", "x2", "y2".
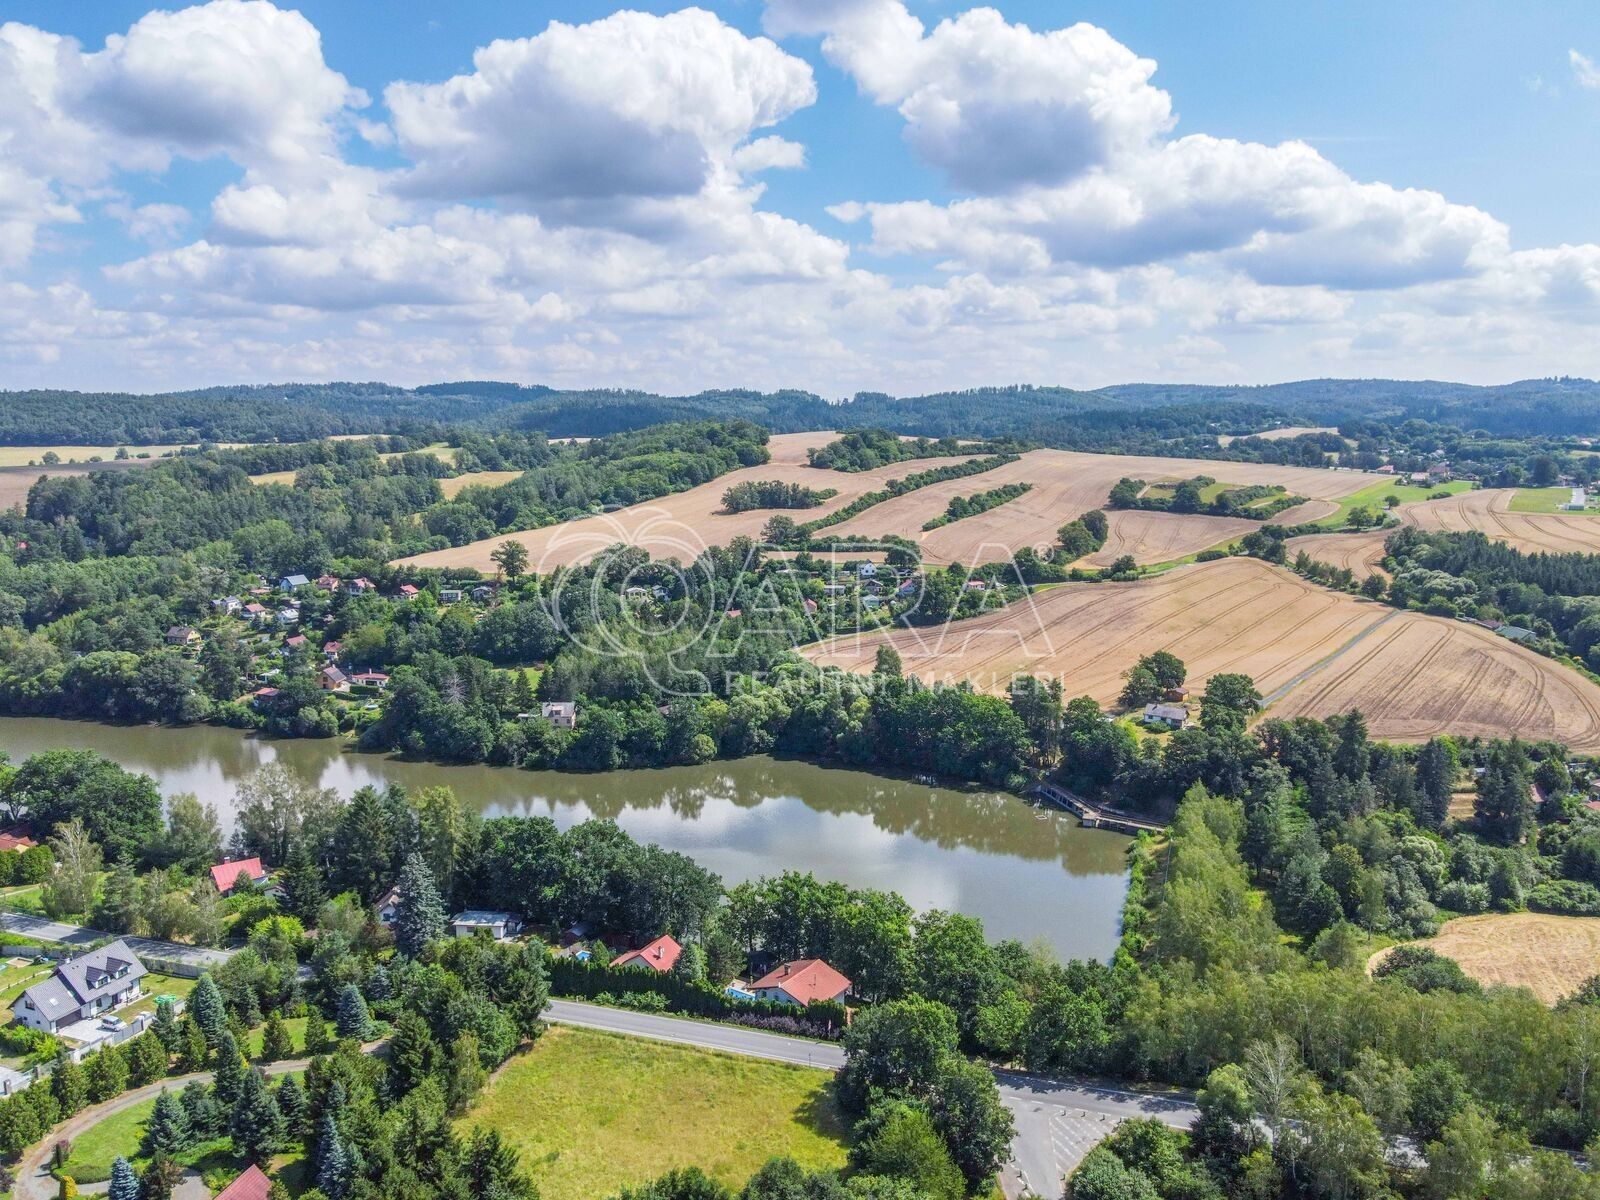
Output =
[{"x1": 545, "y1": 999, "x2": 1198, "y2": 1199}]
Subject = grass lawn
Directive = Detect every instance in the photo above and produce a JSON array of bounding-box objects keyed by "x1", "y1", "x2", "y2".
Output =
[
  {"x1": 1300, "y1": 478, "x2": 1474, "y2": 530},
  {"x1": 244, "y1": 1016, "x2": 310, "y2": 1059},
  {"x1": 1509, "y1": 486, "x2": 1597, "y2": 514},
  {"x1": 0, "y1": 884, "x2": 47, "y2": 915},
  {"x1": 463, "y1": 1026, "x2": 850, "y2": 1200},
  {"x1": 122, "y1": 973, "x2": 200, "y2": 1022},
  {"x1": 1143, "y1": 479, "x2": 1239, "y2": 504}
]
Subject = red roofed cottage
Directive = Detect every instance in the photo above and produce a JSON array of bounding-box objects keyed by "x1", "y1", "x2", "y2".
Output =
[
  {"x1": 211, "y1": 857, "x2": 267, "y2": 895},
  {"x1": 750, "y1": 959, "x2": 852, "y2": 1007},
  {"x1": 612, "y1": 934, "x2": 682, "y2": 973}
]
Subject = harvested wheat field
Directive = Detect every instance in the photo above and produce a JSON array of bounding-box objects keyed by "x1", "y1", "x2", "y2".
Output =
[
  {"x1": 439, "y1": 470, "x2": 523, "y2": 499},
  {"x1": 395, "y1": 432, "x2": 958, "y2": 572},
  {"x1": 802, "y1": 556, "x2": 1600, "y2": 750},
  {"x1": 1268, "y1": 610, "x2": 1600, "y2": 750},
  {"x1": 1289, "y1": 528, "x2": 1392, "y2": 577},
  {"x1": 1077, "y1": 509, "x2": 1256, "y2": 567},
  {"x1": 1219, "y1": 425, "x2": 1340, "y2": 446},
  {"x1": 1369, "y1": 913, "x2": 1600, "y2": 1004},
  {"x1": 0, "y1": 460, "x2": 150, "y2": 510},
  {"x1": 1400, "y1": 487, "x2": 1600, "y2": 556},
  {"x1": 826, "y1": 449, "x2": 1383, "y2": 566}
]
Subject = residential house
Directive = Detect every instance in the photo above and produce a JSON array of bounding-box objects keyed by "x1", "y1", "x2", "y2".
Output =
[
  {"x1": 213, "y1": 596, "x2": 242, "y2": 616},
  {"x1": 319, "y1": 666, "x2": 350, "y2": 692},
  {"x1": 250, "y1": 686, "x2": 279, "y2": 706},
  {"x1": 749, "y1": 958, "x2": 852, "y2": 1007},
  {"x1": 345, "y1": 577, "x2": 374, "y2": 595},
  {"x1": 315, "y1": 574, "x2": 341, "y2": 591},
  {"x1": 351, "y1": 671, "x2": 390, "y2": 689},
  {"x1": 1408, "y1": 472, "x2": 1429, "y2": 485},
  {"x1": 279, "y1": 574, "x2": 310, "y2": 592},
  {"x1": 440, "y1": 588, "x2": 464, "y2": 604},
  {"x1": 282, "y1": 634, "x2": 308, "y2": 653},
  {"x1": 164, "y1": 625, "x2": 200, "y2": 648},
  {"x1": 376, "y1": 884, "x2": 402, "y2": 926},
  {"x1": 12, "y1": 940, "x2": 147, "y2": 1034},
  {"x1": 274, "y1": 607, "x2": 299, "y2": 628},
  {"x1": 215, "y1": 1166, "x2": 273, "y2": 1200},
  {"x1": 211, "y1": 857, "x2": 268, "y2": 896},
  {"x1": 856, "y1": 562, "x2": 877, "y2": 578},
  {"x1": 0, "y1": 829, "x2": 37, "y2": 853},
  {"x1": 471, "y1": 585, "x2": 495, "y2": 602},
  {"x1": 451, "y1": 911, "x2": 522, "y2": 941},
  {"x1": 243, "y1": 602, "x2": 268, "y2": 624},
  {"x1": 397, "y1": 584, "x2": 419, "y2": 599},
  {"x1": 322, "y1": 640, "x2": 342, "y2": 660},
  {"x1": 612, "y1": 934, "x2": 682, "y2": 973},
  {"x1": 1141, "y1": 703, "x2": 1190, "y2": 730},
  {"x1": 541, "y1": 701, "x2": 578, "y2": 730}
]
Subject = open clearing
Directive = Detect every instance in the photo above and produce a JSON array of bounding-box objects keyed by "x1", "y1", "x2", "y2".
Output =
[
  {"x1": 801, "y1": 556, "x2": 1600, "y2": 750},
  {"x1": 466, "y1": 1025, "x2": 848, "y2": 1200},
  {"x1": 1218, "y1": 425, "x2": 1339, "y2": 446},
  {"x1": 439, "y1": 469, "x2": 523, "y2": 498},
  {"x1": 397, "y1": 440, "x2": 1383, "y2": 573},
  {"x1": 1368, "y1": 913, "x2": 1600, "y2": 1004}
]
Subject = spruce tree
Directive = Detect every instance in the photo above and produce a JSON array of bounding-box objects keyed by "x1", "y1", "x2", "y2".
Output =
[
  {"x1": 393, "y1": 852, "x2": 446, "y2": 958},
  {"x1": 189, "y1": 974, "x2": 226, "y2": 1046},
  {"x1": 303, "y1": 1011, "x2": 332, "y2": 1056},
  {"x1": 315, "y1": 1114, "x2": 353, "y2": 1200},
  {"x1": 85, "y1": 1045, "x2": 128, "y2": 1103},
  {"x1": 281, "y1": 842, "x2": 326, "y2": 925},
  {"x1": 151, "y1": 998, "x2": 180, "y2": 1050},
  {"x1": 50, "y1": 1053, "x2": 87, "y2": 1117},
  {"x1": 140, "y1": 1090, "x2": 189, "y2": 1158},
  {"x1": 261, "y1": 1012, "x2": 294, "y2": 1062},
  {"x1": 387, "y1": 1011, "x2": 437, "y2": 1093},
  {"x1": 128, "y1": 1032, "x2": 169, "y2": 1085},
  {"x1": 229, "y1": 1069, "x2": 285, "y2": 1164},
  {"x1": 139, "y1": 1152, "x2": 182, "y2": 1200},
  {"x1": 335, "y1": 985, "x2": 374, "y2": 1041},
  {"x1": 178, "y1": 1018, "x2": 208, "y2": 1072},
  {"x1": 212, "y1": 1031, "x2": 246, "y2": 1107},
  {"x1": 106, "y1": 1157, "x2": 139, "y2": 1200},
  {"x1": 275, "y1": 1075, "x2": 308, "y2": 1137}
]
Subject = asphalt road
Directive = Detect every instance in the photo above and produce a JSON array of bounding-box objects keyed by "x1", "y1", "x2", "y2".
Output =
[
  {"x1": 546, "y1": 999, "x2": 1199, "y2": 1199},
  {"x1": 0, "y1": 911, "x2": 235, "y2": 969}
]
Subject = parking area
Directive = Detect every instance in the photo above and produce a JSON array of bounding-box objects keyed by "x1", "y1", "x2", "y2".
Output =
[{"x1": 1005, "y1": 1102, "x2": 1132, "y2": 1199}]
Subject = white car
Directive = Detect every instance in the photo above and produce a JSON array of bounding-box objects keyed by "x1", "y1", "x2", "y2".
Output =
[{"x1": 99, "y1": 1015, "x2": 126, "y2": 1031}]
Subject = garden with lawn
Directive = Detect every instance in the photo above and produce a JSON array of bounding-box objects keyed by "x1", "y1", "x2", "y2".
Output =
[{"x1": 463, "y1": 1025, "x2": 850, "y2": 1200}]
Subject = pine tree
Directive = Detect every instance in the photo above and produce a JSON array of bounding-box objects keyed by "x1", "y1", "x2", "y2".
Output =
[
  {"x1": 151, "y1": 998, "x2": 180, "y2": 1050},
  {"x1": 139, "y1": 1152, "x2": 182, "y2": 1200},
  {"x1": 365, "y1": 963, "x2": 391, "y2": 1002},
  {"x1": 388, "y1": 1011, "x2": 437, "y2": 1094},
  {"x1": 50, "y1": 1054, "x2": 87, "y2": 1117},
  {"x1": 304, "y1": 1011, "x2": 332, "y2": 1056},
  {"x1": 189, "y1": 974, "x2": 226, "y2": 1046},
  {"x1": 181, "y1": 1080, "x2": 224, "y2": 1139},
  {"x1": 275, "y1": 1075, "x2": 308, "y2": 1137},
  {"x1": 393, "y1": 852, "x2": 446, "y2": 958},
  {"x1": 261, "y1": 1012, "x2": 294, "y2": 1063},
  {"x1": 140, "y1": 1090, "x2": 189, "y2": 1158},
  {"x1": 106, "y1": 1157, "x2": 139, "y2": 1200},
  {"x1": 178, "y1": 1018, "x2": 209, "y2": 1072},
  {"x1": 315, "y1": 1114, "x2": 353, "y2": 1200},
  {"x1": 85, "y1": 1046, "x2": 128, "y2": 1103},
  {"x1": 281, "y1": 842, "x2": 326, "y2": 925},
  {"x1": 229, "y1": 1069, "x2": 285, "y2": 1164},
  {"x1": 335, "y1": 985, "x2": 374, "y2": 1041},
  {"x1": 126, "y1": 1031, "x2": 169, "y2": 1086},
  {"x1": 212, "y1": 1031, "x2": 246, "y2": 1107}
]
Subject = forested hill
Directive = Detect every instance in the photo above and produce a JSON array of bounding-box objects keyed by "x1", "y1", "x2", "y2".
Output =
[{"x1": 6, "y1": 375, "x2": 1600, "y2": 445}]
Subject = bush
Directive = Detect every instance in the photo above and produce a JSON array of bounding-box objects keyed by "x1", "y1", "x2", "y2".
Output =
[
  {"x1": 1438, "y1": 880, "x2": 1491, "y2": 914},
  {"x1": 1528, "y1": 879, "x2": 1600, "y2": 916}
]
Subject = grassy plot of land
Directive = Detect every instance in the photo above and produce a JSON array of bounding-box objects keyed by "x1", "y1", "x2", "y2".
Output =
[
  {"x1": 1368, "y1": 912, "x2": 1600, "y2": 1005},
  {"x1": 1299, "y1": 478, "x2": 1474, "y2": 530},
  {"x1": 439, "y1": 470, "x2": 524, "y2": 499},
  {"x1": 1509, "y1": 486, "x2": 1595, "y2": 514},
  {"x1": 463, "y1": 1026, "x2": 850, "y2": 1200},
  {"x1": 0, "y1": 444, "x2": 247, "y2": 467},
  {"x1": 120, "y1": 973, "x2": 201, "y2": 1022}
]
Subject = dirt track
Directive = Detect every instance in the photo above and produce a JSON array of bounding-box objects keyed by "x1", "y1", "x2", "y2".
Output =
[{"x1": 801, "y1": 557, "x2": 1600, "y2": 751}]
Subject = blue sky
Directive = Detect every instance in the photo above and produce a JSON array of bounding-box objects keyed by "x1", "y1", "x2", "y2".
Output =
[{"x1": 4, "y1": 0, "x2": 1600, "y2": 393}]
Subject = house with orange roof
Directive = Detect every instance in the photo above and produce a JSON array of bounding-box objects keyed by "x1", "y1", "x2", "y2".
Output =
[
  {"x1": 749, "y1": 959, "x2": 852, "y2": 1007},
  {"x1": 215, "y1": 1165, "x2": 273, "y2": 1200},
  {"x1": 612, "y1": 934, "x2": 682, "y2": 973},
  {"x1": 211, "y1": 857, "x2": 267, "y2": 896}
]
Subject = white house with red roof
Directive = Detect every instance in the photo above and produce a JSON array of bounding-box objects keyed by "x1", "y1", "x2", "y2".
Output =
[
  {"x1": 211, "y1": 857, "x2": 267, "y2": 895},
  {"x1": 749, "y1": 959, "x2": 852, "y2": 1007},
  {"x1": 612, "y1": 934, "x2": 682, "y2": 973}
]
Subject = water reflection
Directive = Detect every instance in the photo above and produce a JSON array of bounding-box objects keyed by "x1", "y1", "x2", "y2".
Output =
[{"x1": 0, "y1": 717, "x2": 1131, "y2": 960}]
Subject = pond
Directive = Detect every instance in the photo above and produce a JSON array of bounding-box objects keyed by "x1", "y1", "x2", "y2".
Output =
[{"x1": 0, "y1": 716, "x2": 1132, "y2": 961}]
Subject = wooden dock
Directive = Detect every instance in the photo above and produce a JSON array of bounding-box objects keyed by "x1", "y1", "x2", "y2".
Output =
[{"x1": 1031, "y1": 781, "x2": 1166, "y2": 836}]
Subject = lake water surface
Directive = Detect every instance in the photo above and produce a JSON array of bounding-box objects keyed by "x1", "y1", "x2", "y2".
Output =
[{"x1": 0, "y1": 716, "x2": 1131, "y2": 960}]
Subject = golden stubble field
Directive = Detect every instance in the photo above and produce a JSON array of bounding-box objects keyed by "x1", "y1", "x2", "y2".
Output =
[
  {"x1": 1370, "y1": 913, "x2": 1600, "y2": 1005},
  {"x1": 398, "y1": 441, "x2": 1384, "y2": 573},
  {"x1": 801, "y1": 556, "x2": 1600, "y2": 751},
  {"x1": 1295, "y1": 488, "x2": 1600, "y2": 577}
]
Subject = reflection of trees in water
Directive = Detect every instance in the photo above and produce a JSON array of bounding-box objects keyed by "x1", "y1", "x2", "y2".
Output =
[{"x1": 0, "y1": 717, "x2": 1127, "y2": 874}]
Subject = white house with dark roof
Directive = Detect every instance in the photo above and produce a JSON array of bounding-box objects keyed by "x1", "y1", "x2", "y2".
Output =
[{"x1": 12, "y1": 940, "x2": 148, "y2": 1034}]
